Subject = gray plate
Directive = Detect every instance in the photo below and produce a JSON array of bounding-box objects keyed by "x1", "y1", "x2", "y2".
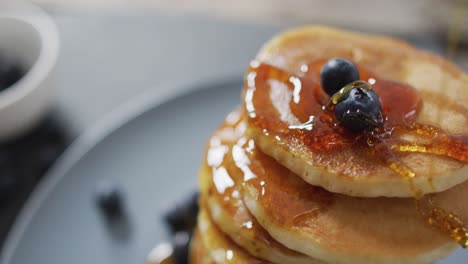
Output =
[{"x1": 1, "y1": 79, "x2": 466, "y2": 264}]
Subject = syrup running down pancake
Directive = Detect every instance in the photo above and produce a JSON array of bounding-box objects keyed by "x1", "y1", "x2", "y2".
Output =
[
  {"x1": 243, "y1": 26, "x2": 468, "y2": 197},
  {"x1": 199, "y1": 110, "x2": 322, "y2": 264},
  {"x1": 200, "y1": 109, "x2": 468, "y2": 264}
]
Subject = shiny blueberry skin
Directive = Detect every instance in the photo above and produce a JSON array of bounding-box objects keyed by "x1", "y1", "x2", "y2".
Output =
[
  {"x1": 320, "y1": 58, "x2": 360, "y2": 96},
  {"x1": 334, "y1": 87, "x2": 383, "y2": 132},
  {"x1": 95, "y1": 181, "x2": 124, "y2": 217}
]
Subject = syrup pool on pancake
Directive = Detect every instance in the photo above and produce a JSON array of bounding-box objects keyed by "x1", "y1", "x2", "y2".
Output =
[{"x1": 243, "y1": 57, "x2": 468, "y2": 247}]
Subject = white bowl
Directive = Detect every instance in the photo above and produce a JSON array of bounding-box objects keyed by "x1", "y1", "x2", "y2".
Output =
[{"x1": 0, "y1": 1, "x2": 59, "y2": 141}]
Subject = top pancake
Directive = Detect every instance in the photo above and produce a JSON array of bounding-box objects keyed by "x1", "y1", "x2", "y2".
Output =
[{"x1": 243, "y1": 26, "x2": 468, "y2": 197}]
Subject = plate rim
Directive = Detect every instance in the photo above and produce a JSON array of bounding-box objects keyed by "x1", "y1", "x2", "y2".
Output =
[{"x1": 0, "y1": 76, "x2": 242, "y2": 263}]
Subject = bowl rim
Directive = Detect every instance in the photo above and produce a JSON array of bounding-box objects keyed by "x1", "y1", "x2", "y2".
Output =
[{"x1": 0, "y1": 1, "x2": 59, "y2": 109}]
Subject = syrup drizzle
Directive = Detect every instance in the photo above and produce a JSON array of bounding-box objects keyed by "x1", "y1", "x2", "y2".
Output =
[
  {"x1": 244, "y1": 60, "x2": 468, "y2": 247},
  {"x1": 430, "y1": 0, "x2": 468, "y2": 246}
]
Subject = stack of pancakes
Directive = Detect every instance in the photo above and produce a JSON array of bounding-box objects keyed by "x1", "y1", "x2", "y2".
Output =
[{"x1": 191, "y1": 26, "x2": 468, "y2": 264}]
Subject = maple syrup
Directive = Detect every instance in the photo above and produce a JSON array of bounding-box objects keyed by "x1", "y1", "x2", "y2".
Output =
[
  {"x1": 244, "y1": 59, "x2": 468, "y2": 247},
  {"x1": 203, "y1": 112, "x2": 331, "y2": 255}
]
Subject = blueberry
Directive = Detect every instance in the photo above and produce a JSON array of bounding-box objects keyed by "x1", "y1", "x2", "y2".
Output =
[
  {"x1": 0, "y1": 58, "x2": 24, "y2": 91},
  {"x1": 0, "y1": 150, "x2": 9, "y2": 167},
  {"x1": 173, "y1": 231, "x2": 190, "y2": 264},
  {"x1": 95, "y1": 181, "x2": 124, "y2": 217},
  {"x1": 37, "y1": 143, "x2": 62, "y2": 174},
  {"x1": 320, "y1": 58, "x2": 360, "y2": 96},
  {"x1": 164, "y1": 191, "x2": 199, "y2": 233},
  {"x1": 187, "y1": 191, "x2": 199, "y2": 217},
  {"x1": 334, "y1": 85, "x2": 383, "y2": 133},
  {"x1": 0, "y1": 168, "x2": 17, "y2": 202}
]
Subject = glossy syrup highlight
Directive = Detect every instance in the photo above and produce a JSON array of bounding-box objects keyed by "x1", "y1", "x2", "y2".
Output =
[
  {"x1": 205, "y1": 111, "x2": 336, "y2": 229},
  {"x1": 244, "y1": 59, "x2": 468, "y2": 247},
  {"x1": 203, "y1": 114, "x2": 314, "y2": 256}
]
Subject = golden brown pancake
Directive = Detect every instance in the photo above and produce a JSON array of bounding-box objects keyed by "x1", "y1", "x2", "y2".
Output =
[
  {"x1": 197, "y1": 208, "x2": 269, "y2": 264},
  {"x1": 199, "y1": 110, "x2": 322, "y2": 264},
  {"x1": 243, "y1": 26, "x2": 468, "y2": 197},
  {"x1": 199, "y1": 110, "x2": 468, "y2": 263},
  {"x1": 238, "y1": 130, "x2": 468, "y2": 263}
]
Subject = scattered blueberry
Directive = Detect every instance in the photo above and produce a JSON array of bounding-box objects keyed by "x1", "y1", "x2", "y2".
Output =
[
  {"x1": 0, "y1": 150, "x2": 9, "y2": 167},
  {"x1": 37, "y1": 143, "x2": 62, "y2": 174},
  {"x1": 334, "y1": 85, "x2": 383, "y2": 133},
  {"x1": 0, "y1": 112, "x2": 68, "y2": 245},
  {"x1": 164, "y1": 191, "x2": 199, "y2": 234},
  {"x1": 95, "y1": 181, "x2": 124, "y2": 217},
  {"x1": 158, "y1": 192, "x2": 199, "y2": 263},
  {"x1": 187, "y1": 191, "x2": 199, "y2": 218},
  {"x1": 0, "y1": 57, "x2": 25, "y2": 91},
  {"x1": 0, "y1": 169, "x2": 17, "y2": 201},
  {"x1": 172, "y1": 231, "x2": 190, "y2": 264},
  {"x1": 320, "y1": 58, "x2": 360, "y2": 96},
  {"x1": 37, "y1": 114, "x2": 68, "y2": 140}
]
